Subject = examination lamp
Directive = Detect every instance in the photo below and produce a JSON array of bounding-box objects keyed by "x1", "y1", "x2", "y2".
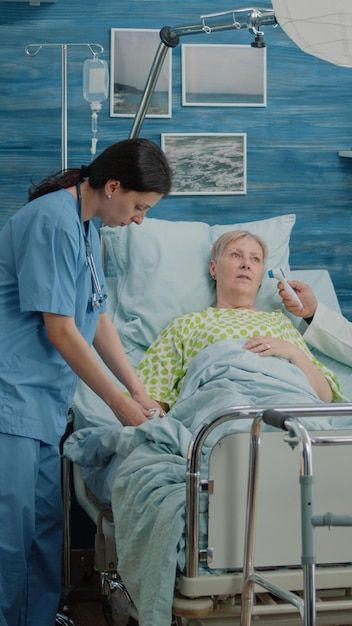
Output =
[
  {"x1": 272, "y1": 0, "x2": 352, "y2": 157},
  {"x1": 130, "y1": 2, "x2": 352, "y2": 139},
  {"x1": 272, "y1": 0, "x2": 352, "y2": 68}
]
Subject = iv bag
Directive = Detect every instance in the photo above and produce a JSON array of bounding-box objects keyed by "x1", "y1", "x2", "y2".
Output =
[{"x1": 83, "y1": 57, "x2": 109, "y2": 105}]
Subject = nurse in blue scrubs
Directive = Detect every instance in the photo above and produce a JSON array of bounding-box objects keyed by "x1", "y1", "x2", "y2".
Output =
[{"x1": 0, "y1": 138, "x2": 171, "y2": 626}]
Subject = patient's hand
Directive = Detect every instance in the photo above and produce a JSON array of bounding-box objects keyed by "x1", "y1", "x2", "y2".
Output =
[
  {"x1": 245, "y1": 336, "x2": 332, "y2": 402},
  {"x1": 278, "y1": 280, "x2": 318, "y2": 318},
  {"x1": 244, "y1": 337, "x2": 301, "y2": 362},
  {"x1": 131, "y1": 389, "x2": 167, "y2": 417}
]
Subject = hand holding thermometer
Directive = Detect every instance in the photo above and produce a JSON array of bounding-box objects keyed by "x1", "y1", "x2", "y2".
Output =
[{"x1": 267, "y1": 268, "x2": 303, "y2": 310}]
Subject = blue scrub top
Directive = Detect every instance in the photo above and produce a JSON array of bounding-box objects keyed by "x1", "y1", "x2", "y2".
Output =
[{"x1": 0, "y1": 189, "x2": 107, "y2": 445}]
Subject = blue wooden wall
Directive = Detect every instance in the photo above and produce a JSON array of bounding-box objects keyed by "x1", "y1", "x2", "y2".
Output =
[{"x1": 1, "y1": 0, "x2": 352, "y2": 317}]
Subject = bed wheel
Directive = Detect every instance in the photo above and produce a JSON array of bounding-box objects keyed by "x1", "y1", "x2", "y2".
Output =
[{"x1": 55, "y1": 612, "x2": 76, "y2": 626}]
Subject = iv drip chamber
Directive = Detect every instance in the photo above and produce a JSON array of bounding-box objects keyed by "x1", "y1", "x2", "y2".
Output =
[{"x1": 83, "y1": 57, "x2": 109, "y2": 108}]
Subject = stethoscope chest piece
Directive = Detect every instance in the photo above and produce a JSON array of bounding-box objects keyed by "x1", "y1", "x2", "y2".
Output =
[{"x1": 76, "y1": 182, "x2": 106, "y2": 310}]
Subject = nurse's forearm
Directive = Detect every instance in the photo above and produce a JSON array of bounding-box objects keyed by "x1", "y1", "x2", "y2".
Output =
[
  {"x1": 42, "y1": 313, "x2": 139, "y2": 413},
  {"x1": 93, "y1": 312, "x2": 145, "y2": 396}
]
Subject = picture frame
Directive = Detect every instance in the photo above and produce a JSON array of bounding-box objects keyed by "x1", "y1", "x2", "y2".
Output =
[
  {"x1": 110, "y1": 28, "x2": 172, "y2": 118},
  {"x1": 161, "y1": 133, "x2": 247, "y2": 195},
  {"x1": 181, "y1": 44, "x2": 266, "y2": 107}
]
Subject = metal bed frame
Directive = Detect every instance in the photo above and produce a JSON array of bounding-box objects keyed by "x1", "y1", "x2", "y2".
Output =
[{"x1": 64, "y1": 402, "x2": 352, "y2": 626}]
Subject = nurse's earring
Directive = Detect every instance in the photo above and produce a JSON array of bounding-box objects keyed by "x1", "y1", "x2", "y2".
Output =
[{"x1": 106, "y1": 194, "x2": 112, "y2": 199}]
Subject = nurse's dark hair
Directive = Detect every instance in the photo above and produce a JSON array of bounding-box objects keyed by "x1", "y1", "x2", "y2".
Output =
[{"x1": 28, "y1": 138, "x2": 172, "y2": 201}]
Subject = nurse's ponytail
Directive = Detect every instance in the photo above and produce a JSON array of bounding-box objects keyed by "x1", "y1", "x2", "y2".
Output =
[
  {"x1": 28, "y1": 165, "x2": 90, "y2": 201},
  {"x1": 28, "y1": 138, "x2": 172, "y2": 201}
]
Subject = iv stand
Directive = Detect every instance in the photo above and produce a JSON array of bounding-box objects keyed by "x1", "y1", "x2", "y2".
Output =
[
  {"x1": 130, "y1": 7, "x2": 277, "y2": 138},
  {"x1": 25, "y1": 42, "x2": 104, "y2": 171}
]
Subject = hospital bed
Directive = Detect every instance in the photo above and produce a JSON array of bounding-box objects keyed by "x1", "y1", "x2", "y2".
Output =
[{"x1": 64, "y1": 214, "x2": 352, "y2": 625}]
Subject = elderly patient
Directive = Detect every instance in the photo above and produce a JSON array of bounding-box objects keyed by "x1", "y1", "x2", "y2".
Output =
[{"x1": 137, "y1": 230, "x2": 342, "y2": 409}]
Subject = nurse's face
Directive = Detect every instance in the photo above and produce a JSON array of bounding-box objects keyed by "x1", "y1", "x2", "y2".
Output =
[{"x1": 101, "y1": 183, "x2": 163, "y2": 228}]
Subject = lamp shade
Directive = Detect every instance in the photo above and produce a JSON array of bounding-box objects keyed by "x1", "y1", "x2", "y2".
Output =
[{"x1": 272, "y1": 0, "x2": 352, "y2": 67}]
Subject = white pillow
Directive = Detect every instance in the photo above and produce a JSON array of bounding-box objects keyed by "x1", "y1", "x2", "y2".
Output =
[{"x1": 102, "y1": 214, "x2": 296, "y2": 352}]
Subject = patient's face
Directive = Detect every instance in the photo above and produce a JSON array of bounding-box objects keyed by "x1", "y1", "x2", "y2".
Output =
[{"x1": 212, "y1": 236, "x2": 265, "y2": 303}]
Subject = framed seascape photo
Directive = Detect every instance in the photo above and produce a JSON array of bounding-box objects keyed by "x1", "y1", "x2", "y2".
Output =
[
  {"x1": 110, "y1": 28, "x2": 172, "y2": 118},
  {"x1": 161, "y1": 133, "x2": 247, "y2": 195},
  {"x1": 181, "y1": 44, "x2": 266, "y2": 107}
]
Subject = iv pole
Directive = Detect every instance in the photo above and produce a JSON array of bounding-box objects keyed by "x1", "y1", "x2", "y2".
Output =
[
  {"x1": 25, "y1": 42, "x2": 104, "y2": 170},
  {"x1": 129, "y1": 7, "x2": 277, "y2": 138}
]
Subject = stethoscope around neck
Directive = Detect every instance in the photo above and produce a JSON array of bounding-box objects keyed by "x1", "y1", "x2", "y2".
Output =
[{"x1": 76, "y1": 182, "x2": 106, "y2": 310}]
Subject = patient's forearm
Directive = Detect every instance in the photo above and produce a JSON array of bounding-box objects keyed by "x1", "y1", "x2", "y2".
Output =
[{"x1": 290, "y1": 350, "x2": 333, "y2": 402}]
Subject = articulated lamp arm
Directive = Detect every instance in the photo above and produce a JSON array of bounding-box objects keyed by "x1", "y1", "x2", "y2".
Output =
[{"x1": 129, "y1": 7, "x2": 277, "y2": 138}]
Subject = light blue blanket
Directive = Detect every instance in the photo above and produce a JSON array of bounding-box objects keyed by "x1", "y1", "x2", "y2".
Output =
[{"x1": 65, "y1": 339, "x2": 352, "y2": 626}]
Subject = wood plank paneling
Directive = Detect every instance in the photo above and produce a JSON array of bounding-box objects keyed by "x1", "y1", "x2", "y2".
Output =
[{"x1": 0, "y1": 0, "x2": 351, "y2": 316}]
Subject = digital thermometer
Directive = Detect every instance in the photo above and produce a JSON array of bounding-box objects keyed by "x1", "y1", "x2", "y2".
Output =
[{"x1": 267, "y1": 267, "x2": 303, "y2": 309}]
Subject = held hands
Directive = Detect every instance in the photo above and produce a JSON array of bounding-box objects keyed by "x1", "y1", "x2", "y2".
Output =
[
  {"x1": 131, "y1": 389, "x2": 166, "y2": 416},
  {"x1": 244, "y1": 336, "x2": 301, "y2": 363},
  {"x1": 111, "y1": 394, "x2": 150, "y2": 426},
  {"x1": 112, "y1": 389, "x2": 166, "y2": 427},
  {"x1": 278, "y1": 280, "x2": 318, "y2": 319}
]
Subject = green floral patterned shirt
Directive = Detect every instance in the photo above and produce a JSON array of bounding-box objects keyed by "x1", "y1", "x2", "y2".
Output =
[{"x1": 137, "y1": 307, "x2": 343, "y2": 406}]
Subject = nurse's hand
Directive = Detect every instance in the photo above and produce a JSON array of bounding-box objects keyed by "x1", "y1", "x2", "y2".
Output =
[{"x1": 111, "y1": 395, "x2": 149, "y2": 426}]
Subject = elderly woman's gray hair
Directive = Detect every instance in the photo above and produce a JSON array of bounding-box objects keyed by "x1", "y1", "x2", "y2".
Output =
[{"x1": 210, "y1": 230, "x2": 268, "y2": 263}]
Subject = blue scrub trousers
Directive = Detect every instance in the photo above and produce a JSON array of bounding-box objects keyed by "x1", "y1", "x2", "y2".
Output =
[{"x1": 0, "y1": 433, "x2": 63, "y2": 626}]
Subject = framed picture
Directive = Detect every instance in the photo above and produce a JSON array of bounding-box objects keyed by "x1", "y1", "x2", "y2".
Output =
[
  {"x1": 161, "y1": 133, "x2": 247, "y2": 195},
  {"x1": 110, "y1": 28, "x2": 172, "y2": 118},
  {"x1": 182, "y1": 44, "x2": 266, "y2": 107}
]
